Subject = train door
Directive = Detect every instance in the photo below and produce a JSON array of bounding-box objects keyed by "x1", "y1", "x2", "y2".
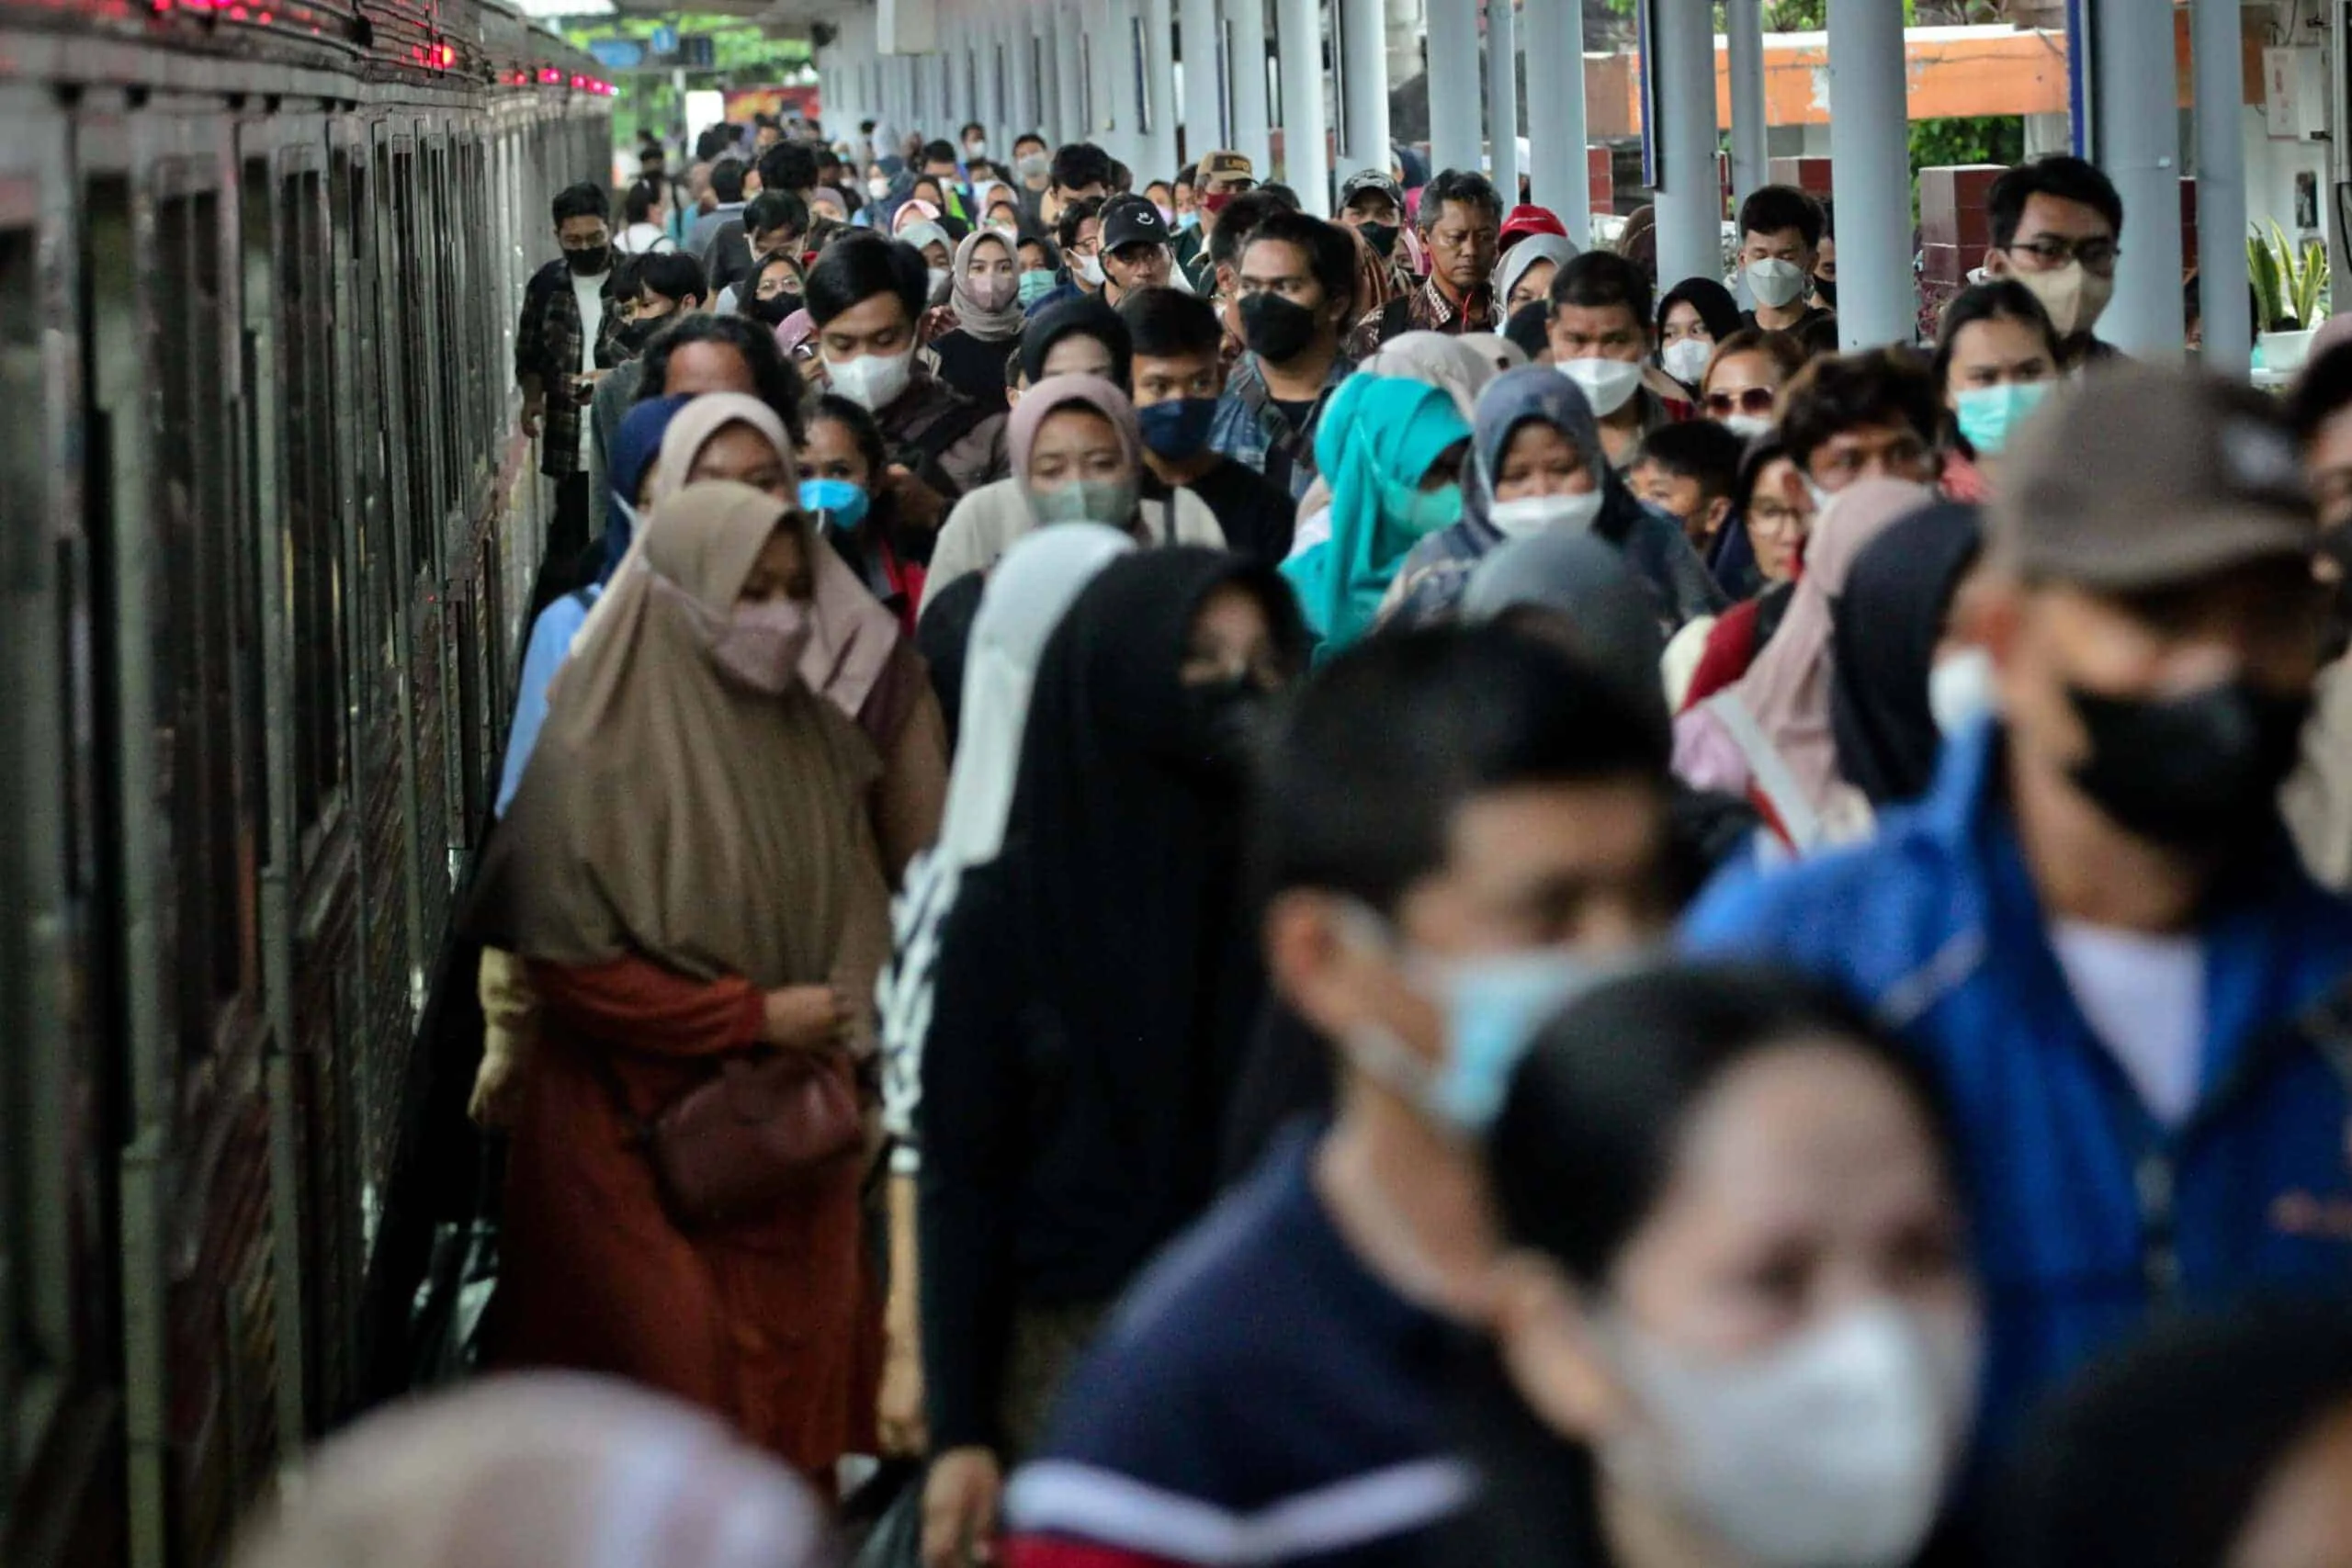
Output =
[{"x1": 1, "y1": 81, "x2": 121, "y2": 1568}]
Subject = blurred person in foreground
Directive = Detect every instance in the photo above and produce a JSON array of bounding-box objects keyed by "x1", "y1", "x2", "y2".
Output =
[
  {"x1": 1451, "y1": 964, "x2": 1980, "y2": 1568},
  {"x1": 232, "y1": 1373, "x2": 829, "y2": 1568},
  {"x1": 998, "y1": 626, "x2": 1678, "y2": 1568},
  {"x1": 1686, "y1": 363, "x2": 2352, "y2": 1453}
]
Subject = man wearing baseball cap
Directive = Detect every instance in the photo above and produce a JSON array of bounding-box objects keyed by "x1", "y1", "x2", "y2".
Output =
[
  {"x1": 1096, "y1": 193, "x2": 1177, "y2": 306},
  {"x1": 1175, "y1": 149, "x2": 1255, "y2": 289},
  {"x1": 1688, "y1": 363, "x2": 2352, "y2": 1458},
  {"x1": 1337, "y1": 169, "x2": 1413, "y2": 297}
]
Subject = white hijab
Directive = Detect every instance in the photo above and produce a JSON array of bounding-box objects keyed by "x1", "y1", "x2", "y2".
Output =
[{"x1": 876, "y1": 524, "x2": 1136, "y2": 1166}]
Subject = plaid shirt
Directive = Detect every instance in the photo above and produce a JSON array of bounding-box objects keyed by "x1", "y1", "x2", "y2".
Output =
[
  {"x1": 1206, "y1": 350, "x2": 1355, "y2": 502},
  {"x1": 1345, "y1": 275, "x2": 1496, "y2": 358},
  {"x1": 516, "y1": 258, "x2": 627, "y2": 478}
]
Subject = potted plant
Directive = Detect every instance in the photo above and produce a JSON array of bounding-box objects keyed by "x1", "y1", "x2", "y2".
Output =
[{"x1": 2250, "y1": 220, "x2": 2331, "y2": 371}]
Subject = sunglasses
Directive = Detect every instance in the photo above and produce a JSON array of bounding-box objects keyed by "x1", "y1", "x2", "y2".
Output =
[{"x1": 1705, "y1": 387, "x2": 1778, "y2": 419}]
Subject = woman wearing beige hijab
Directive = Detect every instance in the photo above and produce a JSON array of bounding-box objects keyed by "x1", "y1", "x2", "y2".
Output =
[
  {"x1": 233, "y1": 1372, "x2": 830, "y2": 1568},
  {"x1": 469, "y1": 480, "x2": 894, "y2": 1479},
  {"x1": 470, "y1": 395, "x2": 947, "y2": 1130},
  {"x1": 650, "y1": 392, "x2": 949, "y2": 882}
]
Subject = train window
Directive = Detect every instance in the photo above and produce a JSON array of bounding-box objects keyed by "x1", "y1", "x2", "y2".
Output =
[
  {"x1": 156, "y1": 186, "x2": 261, "y2": 1056},
  {"x1": 0, "y1": 217, "x2": 71, "y2": 1493},
  {"x1": 389, "y1": 145, "x2": 435, "y2": 581},
  {"x1": 281, "y1": 170, "x2": 345, "y2": 851}
]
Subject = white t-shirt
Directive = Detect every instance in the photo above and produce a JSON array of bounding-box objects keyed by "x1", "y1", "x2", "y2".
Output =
[
  {"x1": 616, "y1": 221, "x2": 675, "y2": 255},
  {"x1": 571, "y1": 270, "x2": 606, "y2": 472},
  {"x1": 2050, "y1": 919, "x2": 2207, "y2": 1126}
]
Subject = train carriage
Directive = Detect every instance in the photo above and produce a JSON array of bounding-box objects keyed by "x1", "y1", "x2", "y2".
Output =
[{"x1": 0, "y1": 6, "x2": 611, "y2": 1563}]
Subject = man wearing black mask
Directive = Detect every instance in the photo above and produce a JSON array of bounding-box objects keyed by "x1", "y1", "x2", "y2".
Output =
[
  {"x1": 1206, "y1": 209, "x2": 1357, "y2": 501},
  {"x1": 1336, "y1": 168, "x2": 1412, "y2": 298},
  {"x1": 1690, "y1": 363, "x2": 2352, "y2": 1455},
  {"x1": 516, "y1": 180, "x2": 619, "y2": 572},
  {"x1": 1122, "y1": 285, "x2": 1296, "y2": 562}
]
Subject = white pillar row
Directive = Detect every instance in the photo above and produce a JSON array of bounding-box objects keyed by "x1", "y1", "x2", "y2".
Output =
[
  {"x1": 1649, "y1": 0, "x2": 1719, "y2": 293},
  {"x1": 1827, "y1": 0, "x2": 1915, "y2": 345},
  {"x1": 1487, "y1": 0, "x2": 1519, "y2": 201},
  {"x1": 1336, "y1": 0, "x2": 1389, "y2": 177},
  {"x1": 1031, "y1": 17, "x2": 1057, "y2": 143},
  {"x1": 1141, "y1": 0, "x2": 1182, "y2": 179},
  {"x1": 1726, "y1": 0, "x2": 1768, "y2": 209},
  {"x1": 2086, "y1": 0, "x2": 2185, "y2": 355},
  {"x1": 2192, "y1": 0, "x2": 2248, "y2": 375},
  {"x1": 1181, "y1": 0, "x2": 1225, "y2": 163},
  {"x1": 1274, "y1": 0, "x2": 1331, "y2": 211},
  {"x1": 1227, "y1": 0, "x2": 1272, "y2": 178},
  {"x1": 1522, "y1": 0, "x2": 1585, "y2": 241}
]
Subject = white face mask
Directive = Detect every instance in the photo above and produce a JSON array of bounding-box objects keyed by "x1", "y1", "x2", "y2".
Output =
[
  {"x1": 926, "y1": 265, "x2": 953, "y2": 301},
  {"x1": 1559, "y1": 357, "x2": 1645, "y2": 419},
  {"x1": 1073, "y1": 253, "x2": 1106, "y2": 287},
  {"x1": 1659, "y1": 337, "x2": 1713, "y2": 387},
  {"x1": 823, "y1": 347, "x2": 915, "y2": 412},
  {"x1": 1746, "y1": 256, "x2": 1808, "y2": 310},
  {"x1": 1603, "y1": 1301, "x2": 1981, "y2": 1568},
  {"x1": 1722, "y1": 412, "x2": 1774, "y2": 441},
  {"x1": 868, "y1": 176, "x2": 890, "y2": 199},
  {"x1": 1929, "y1": 647, "x2": 1997, "y2": 739},
  {"x1": 1488, "y1": 490, "x2": 1605, "y2": 540}
]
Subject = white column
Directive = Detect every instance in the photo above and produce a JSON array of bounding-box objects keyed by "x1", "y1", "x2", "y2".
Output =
[
  {"x1": 1182, "y1": 0, "x2": 1226, "y2": 161},
  {"x1": 1726, "y1": 0, "x2": 1768, "y2": 209},
  {"x1": 1105, "y1": 0, "x2": 1145, "y2": 171},
  {"x1": 2193, "y1": 0, "x2": 2249, "y2": 375},
  {"x1": 1827, "y1": 0, "x2": 1914, "y2": 345},
  {"x1": 1487, "y1": 0, "x2": 1519, "y2": 201},
  {"x1": 1057, "y1": 0, "x2": 1089, "y2": 141},
  {"x1": 1427, "y1": 0, "x2": 1480, "y2": 175},
  {"x1": 2086, "y1": 0, "x2": 2185, "y2": 355},
  {"x1": 1141, "y1": 0, "x2": 1182, "y2": 178},
  {"x1": 1522, "y1": 0, "x2": 1585, "y2": 241},
  {"x1": 1337, "y1": 0, "x2": 1390, "y2": 176},
  {"x1": 1650, "y1": 0, "x2": 1720, "y2": 292},
  {"x1": 1228, "y1": 0, "x2": 1273, "y2": 176},
  {"x1": 1275, "y1": 0, "x2": 1331, "y2": 211}
]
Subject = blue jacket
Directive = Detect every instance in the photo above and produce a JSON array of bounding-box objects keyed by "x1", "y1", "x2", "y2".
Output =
[{"x1": 1684, "y1": 717, "x2": 2352, "y2": 1449}]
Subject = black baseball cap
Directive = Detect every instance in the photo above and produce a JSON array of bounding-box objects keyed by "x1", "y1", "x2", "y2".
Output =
[{"x1": 1101, "y1": 194, "x2": 1172, "y2": 255}]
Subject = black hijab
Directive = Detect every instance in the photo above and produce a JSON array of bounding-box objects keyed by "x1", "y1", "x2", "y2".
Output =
[
  {"x1": 998, "y1": 547, "x2": 1307, "y2": 1228},
  {"x1": 1829, "y1": 502, "x2": 1983, "y2": 807},
  {"x1": 1657, "y1": 276, "x2": 1743, "y2": 344}
]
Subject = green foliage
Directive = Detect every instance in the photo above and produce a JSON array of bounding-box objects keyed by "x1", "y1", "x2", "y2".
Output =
[{"x1": 2250, "y1": 220, "x2": 2332, "y2": 328}]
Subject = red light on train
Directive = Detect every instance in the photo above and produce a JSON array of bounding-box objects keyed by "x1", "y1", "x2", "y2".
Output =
[
  {"x1": 570, "y1": 73, "x2": 585, "y2": 88},
  {"x1": 539, "y1": 66, "x2": 560, "y2": 84},
  {"x1": 435, "y1": 42, "x2": 453, "y2": 66}
]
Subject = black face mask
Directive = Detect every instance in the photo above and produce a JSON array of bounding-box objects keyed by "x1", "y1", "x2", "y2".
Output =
[
  {"x1": 564, "y1": 244, "x2": 611, "y2": 276},
  {"x1": 1813, "y1": 274, "x2": 1838, "y2": 309},
  {"x1": 1185, "y1": 675, "x2": 1272, "y2": 778},
  {"x1": 1360, "y1": 221, "x2": 1401, "y2": 259},
  {"x1": 746, "y1": 291, "x2": 802, "y2": 327},
  {"x1": 1239, "y1": 292, "x2": 1322, "y2": 364},
  {"x1": 614, "y1": 315, "x2": 662, "y2": 356},
  {"x1": 2067, "y1": 680, "x2": 2310, "y2": 850}
]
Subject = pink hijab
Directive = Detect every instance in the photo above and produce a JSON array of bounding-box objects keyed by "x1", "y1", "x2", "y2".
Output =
[
  {"x1": 892, "y1": 197, "x2": 944, "y2": 235},
  {"x1": 232, "y1": 1373, "x2": 827, "y2": 1568},
  {"x1": 1007, "y1": 374, "x2": 1144, "y2": 484},
  {"x1": 1725, "y1": 476, "x2": 1938, "y2": 810}
]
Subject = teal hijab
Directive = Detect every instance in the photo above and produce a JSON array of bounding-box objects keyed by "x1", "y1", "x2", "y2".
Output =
[{"x1": 1282, "y1": 375, "x2": 1473, "y2": 655}]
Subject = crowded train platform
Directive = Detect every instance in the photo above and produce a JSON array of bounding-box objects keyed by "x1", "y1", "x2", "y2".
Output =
[{"x1": 8, "y1": 3, "x2": 2352, "y2": 1567}]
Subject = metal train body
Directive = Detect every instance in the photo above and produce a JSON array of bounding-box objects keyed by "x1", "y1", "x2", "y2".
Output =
[{"x1": 0, "y1": 4, "x2": 611, "y2": 1562}]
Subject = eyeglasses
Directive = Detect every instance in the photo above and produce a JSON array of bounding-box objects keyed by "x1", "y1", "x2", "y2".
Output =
[
  {"x1": 1705, "y1": 387, "x2": 1777, "y2": 419},
  {"x1": 2004, "y1": 235, "x2": 2120, "y2": 276}
]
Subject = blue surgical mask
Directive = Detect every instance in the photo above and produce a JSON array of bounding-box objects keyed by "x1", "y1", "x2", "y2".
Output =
[
  {"x1": 799, "y1": 476, "x2": 871, "y2": 529},
  {"x1": 1338, "y1": 904, "x2": 1619, "y2": 1135},
  {"x1": 1177, "y1": 209, "x2": 1201, "y2": 231},
  {"x1": 1380, "y1": 477, "x2": 1464, "y2": 532},
  {"x1": 1018, "y1": 267, "x2": 1058, "y2": 306},
  {"x1": 1951, "y1": 379, "x2": 2052, "y2": 457}
]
